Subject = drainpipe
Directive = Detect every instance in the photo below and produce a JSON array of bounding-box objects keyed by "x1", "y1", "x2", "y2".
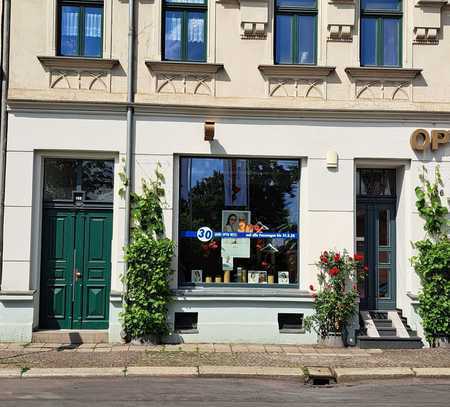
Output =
[
  {"x1": 124, "y1": 0, "x2": 135, "y2": 257},
  {"x1": 0, "y1": 0, "x2": 11, "y2": 290}
]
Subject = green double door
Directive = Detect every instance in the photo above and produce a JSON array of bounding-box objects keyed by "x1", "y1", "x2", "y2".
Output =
[{"x1": 40, "y1": 209, "x2": 113, "y2": 329}]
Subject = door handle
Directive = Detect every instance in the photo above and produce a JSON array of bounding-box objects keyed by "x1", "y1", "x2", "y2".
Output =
[{"x1": 75, "y1": 270, "x2": 82, "y2": 280}]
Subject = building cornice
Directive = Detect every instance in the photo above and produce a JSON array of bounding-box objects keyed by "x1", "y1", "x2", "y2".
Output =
[
  {"x1": 8, "y1": 98, "x2": 450, "y2": 122},
  {"x1": 345, "y1": 67, "x2": 423, "y2": 80},
  {"x1": 145, "y1": 61, "x2": 224, "y2": 74},
  {"x1": 37, "y1": 56, "x2": 120, "y2": 70},
  {"x1": 258, "y1": 65, "x2": 336, "y2": 78}
]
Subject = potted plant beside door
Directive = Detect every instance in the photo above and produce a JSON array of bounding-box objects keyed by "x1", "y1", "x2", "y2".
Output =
[{"x1": 305, "y1": 250, "x2": 365, "y2": 347}]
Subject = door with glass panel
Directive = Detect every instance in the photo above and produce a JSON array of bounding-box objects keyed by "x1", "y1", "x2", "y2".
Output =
[
  {"x1": 356, "y1": 169, "x2": 397, "y2": 310},
  {"x1": 39, "y1": 158, "x2": 114, "y2": 329}
]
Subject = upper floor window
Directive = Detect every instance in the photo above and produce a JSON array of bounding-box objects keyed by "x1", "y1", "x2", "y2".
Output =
[
  {"x1": 360, "y1": 0, "x2": 402, "y2": 67},
  {"x1": 275, "y1": 0, "x2": 317, "y2": 65},
  {"x1": 58, "y1": 0, "x2": 103, "y2": 58},
  {"x1": 163, "y1": 0, "x2": 207, "y2": 62}
]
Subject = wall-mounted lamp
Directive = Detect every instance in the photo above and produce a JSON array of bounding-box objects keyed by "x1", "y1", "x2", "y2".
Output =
[
  {"x1": 326, "y1": 151, "x2": 338, "y2": 169},
  {"x1": 204, "y1": 121, "x2": 215, "y2": 141}
]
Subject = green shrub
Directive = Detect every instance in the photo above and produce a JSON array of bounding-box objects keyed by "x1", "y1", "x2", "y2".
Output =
[
  {"x1": 120, "y1": 164, "x2": 175, "y2": 342},
  {"x1": 411, "y1": 166, "x2": 450, "y2": 347}
]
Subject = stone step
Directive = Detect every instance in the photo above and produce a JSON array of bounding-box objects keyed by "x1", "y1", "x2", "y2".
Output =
[
  {"x1": 372, "y1": 319, "x2": 393, "y2": 329},
  {"x1": 357, "y1": 336, "x2": 424, "y2": 349},
  {"x1": 377, "y1": 327, "x2": 397, "y2": 337},
  {"x1": 32, "y1": 330, "x2": 108, "y2": 344}
]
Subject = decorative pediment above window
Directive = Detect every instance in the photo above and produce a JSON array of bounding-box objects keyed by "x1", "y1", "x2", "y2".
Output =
[
  {"x1": 146, "y1": 61, "x2": 224, "y2": 96},
  {"x1": 414, "y1": 0, "x2": 448, "y2": 44},
  {"x1": 239, "y1": 0, "x2": 269, "y2": 39},
  {"x1": 258, "y1": 65, "x2": 336, "y2": 99},
  {"x1": 327, "y1": 0, "x2": 356, "y2": 42},
  {"x1": 37, "y1": 56, "x2": 120, "y2": 92}
]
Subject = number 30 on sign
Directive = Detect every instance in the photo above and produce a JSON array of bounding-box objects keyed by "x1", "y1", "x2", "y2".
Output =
[{"x1": 197, "y1": 227, "x2": 214, "y2": 242}]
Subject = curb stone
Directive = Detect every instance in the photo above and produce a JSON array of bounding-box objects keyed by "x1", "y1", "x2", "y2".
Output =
[
  {"x1": 23, "y1": 368, "x2": 125, "y2": 378},
  {"x1": 333, "y1": 367, "x2": 415, "y2": 383},
  {"x1": 0, "y1": 369, "x2": 21, "y2": 378},
  {"x1": 199, "y1": 366, "x2": 304, "y2": 378},
  {"x1": 126, "y1": 367, "x2": 198, "y2": 377},
  {"x1": 412, "y1": 368, "x2": 450, "y2": 378}
]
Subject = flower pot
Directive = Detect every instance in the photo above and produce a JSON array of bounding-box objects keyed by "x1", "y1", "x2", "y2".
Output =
[
  {"x1": 437, "y1": 336, "x2": 450, "y2": 348},
  {"x1": 131, "y1": 335, "x2": 161, "y2": 346},
  {"x1": 318, "y1": 333, "x2": 344, "y2": 348}
]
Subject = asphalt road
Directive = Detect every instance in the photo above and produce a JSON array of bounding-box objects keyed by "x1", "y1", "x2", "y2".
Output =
[{"x1": 0, "y1": 377, "x2": 449, "y2": 407}]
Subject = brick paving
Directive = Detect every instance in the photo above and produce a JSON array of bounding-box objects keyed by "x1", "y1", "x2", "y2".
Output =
[{"x1": 0, "y1": 343, "x2": 449, "y2": 371}]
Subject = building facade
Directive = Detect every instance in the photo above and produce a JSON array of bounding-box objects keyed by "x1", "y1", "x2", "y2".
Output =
[{"x1": 0, "y1": 0, "x2": 449, "y2": 345}]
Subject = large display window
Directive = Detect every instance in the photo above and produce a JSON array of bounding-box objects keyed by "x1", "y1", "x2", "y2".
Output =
[{"x1": 178, "y1": 157, "x2": 300, "y2": 287}]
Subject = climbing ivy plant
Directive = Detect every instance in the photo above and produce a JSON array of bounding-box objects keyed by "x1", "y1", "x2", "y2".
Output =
[
  {"x1": 120, "y1": 162, "x2": 175, "y2": 343},
  {"x1": 411, "y1": 166, "x2": 450, "y2": 347}
]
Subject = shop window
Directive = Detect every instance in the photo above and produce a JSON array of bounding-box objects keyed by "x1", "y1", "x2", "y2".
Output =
[
  {"x1": 58, "y1": 0, "x2": 104, "y2": 57},
  {"x1": 179, "y1": 157, "x2": 300, "y2": 287},
  {"x1": 174, "y1": 312, "x2": 198, "y2": 332},
  {"x1": 275, "y1": 0, "x2": 317, "y2": 65},
  {"x1": 360, "y1": 0, "x2": 402, "y2": 67},
  {"x1": 44, "y1": 158, "x2": 114, "y2": 202},
  {"x1": 278, "y1": 313, "x2": 304, "y2": 332},
  {"x1": 163, "y1": 0, "x2": 207, "y2": 62},
  {"x1": 356, "y1": 169, "x2": 396, "y2": 198}
]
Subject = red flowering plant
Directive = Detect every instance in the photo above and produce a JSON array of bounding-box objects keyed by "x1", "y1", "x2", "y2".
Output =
[{"x1": 305, "y1": 250, "x2": 365, "y2": 341}]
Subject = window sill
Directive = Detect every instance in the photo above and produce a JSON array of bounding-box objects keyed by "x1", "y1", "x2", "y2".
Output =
[
  {"x1": 345, "y1": 67, "x2": 422, "y2": 80},
  {"x1": 258, "y1": 65, "x2": 336, "y2": 78},
  {"x1": 174, "y1": 287, "x2": 310, "y2": 299},
  {"x1": 145, "y1": 60, "x2": 224, "y2": 75},
  {"x1": 37, "y1": 56, "x2": 120, "y2": 71},
  {"x1": 279, "y1": 329, "x2": 305, "y2": 334}
]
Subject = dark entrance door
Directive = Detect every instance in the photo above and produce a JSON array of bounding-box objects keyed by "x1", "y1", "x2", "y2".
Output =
[
  {"x1": 356, "y1": 169, "x2": 397, "y2": 310},
  {"x1": 39, "y1": 158, "x2": 114, "y2": 330}
]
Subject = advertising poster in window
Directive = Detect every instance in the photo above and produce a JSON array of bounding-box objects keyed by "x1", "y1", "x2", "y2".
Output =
[{"x1": 221, "y1": 210, "x2": 251, "y2": 259}]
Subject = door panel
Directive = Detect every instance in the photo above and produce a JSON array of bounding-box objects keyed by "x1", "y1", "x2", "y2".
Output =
[
  {"x1": 40, "y1": 209, "x2": 112, "y2": 329},
  {"x1": 40, "y1": 210, "x2": 75, "y2": 329},
  {"x1": 356, "y1": 202, "x2": 396, "y2": 310},
  {"x1": 80, "y1": 211, "x2": 112, "y2": 329}
]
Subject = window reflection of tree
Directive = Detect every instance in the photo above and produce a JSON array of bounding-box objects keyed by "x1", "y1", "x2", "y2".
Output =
[{"x1": 179, "y1": 159, "x2": 300, "y2": 285}]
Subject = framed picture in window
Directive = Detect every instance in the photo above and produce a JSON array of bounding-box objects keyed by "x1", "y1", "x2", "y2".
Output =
[
  {"x1": 278, "y1": 271, "x2": 289, "y2": 284},
  {"x1": 191, "y1": 270, "x2": 203, "y2": 283},
  {"x1": 221, "y1": 210, "x2": 251, "y2": 258},
  {"x1": 248, "y1": 271, "x2": 267, "y2": 284}
]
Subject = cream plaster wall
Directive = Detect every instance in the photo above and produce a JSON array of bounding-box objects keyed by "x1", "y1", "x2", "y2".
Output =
[{"x1": 8, "y1": 1, "x2": 450, "y2": 111}]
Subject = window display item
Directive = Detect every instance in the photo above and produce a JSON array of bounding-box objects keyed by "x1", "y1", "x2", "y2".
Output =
[
  {"x1": 205, "y1": 276, "x2": 212, "y2": 284},
  {"x1": 191, "y1": 270, "x2": 203, "y2": 283},
  {"x1": 215, "y1": 276, "x2": 222, "y2": 283},
  {"x1": 248, "y1": 271, "x2": 267, "y2": 284},
  {"x1": 237, "y1": 267, "x2": 247, "y2": 283},
  {"x1": 222, "y1": 255, "x2": 233, "y2": 271},
  {"x1": 268, "y1": 274, "x2": 275, "y2": 284},
  {"x1": 221, "y1": 210, "x2": 251, "y2": 259},
  {"x1": 278, "y1": 271, "x2": 289, "y2": 284},
  {"x1": 224, "y1": 270, "x2": 231, "y2": 283}
]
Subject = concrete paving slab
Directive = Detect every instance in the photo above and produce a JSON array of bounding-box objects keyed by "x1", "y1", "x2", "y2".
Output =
[
  {"x1": 178, "y1": 344, "x2": 198, "y2": 352},
  {"x1": 264, "y1": 345, "x2": 283, "y2": 353},
  {"x1": 23, "y1": 368, "x2": 125, "y2": 378},
  {"x1": 163, "y1": 345, "x2": 182, "y2": 352},
  {"x1": 126, "y1": 367, "x2": 198, "y2": 377},
  {"x1": 412, "y1": 368, "x2": 450, "y2": 378},
  {"x1": 281, "y1": 345, "x2": 301, "y2": 353},
  {"x1": 231, "y1": 345, "x2": 249, "y2": 353},
  {"x1": 246, "y1": 345, "x2": 266, "y2": 353},
  {"x1": 334, "y1": 367, "x2": 414, "y2": 383},
  {"x1": 213, "y1": 344, "x2": 232, "y2": 353},
  {"x1": 0, "y1": 369, "x2": 21, "y2": 378},
  {"x1": 111, "y1": 345, "x2": 130, "y2": 352},
  {"x1": 197, "y1": 344, "x2": 214, "y2": 352}
]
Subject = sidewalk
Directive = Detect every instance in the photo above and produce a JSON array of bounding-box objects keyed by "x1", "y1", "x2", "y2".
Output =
[{"x1": 0, "y1": 343, "x2": 449, "y2": 382}]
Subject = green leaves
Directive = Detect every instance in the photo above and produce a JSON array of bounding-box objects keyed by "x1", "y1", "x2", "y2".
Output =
[
  {"x1": 120, "y1": 165, "x2": 175, "y2": 342},
  {"x1": 412, "y1": 166, "x2": 450, "y2": 347}
]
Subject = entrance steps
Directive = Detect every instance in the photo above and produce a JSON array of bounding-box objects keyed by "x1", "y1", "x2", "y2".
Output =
[
  {"x1": 32, "y1": 330, "x2": 108, "y2": 344},
  {"x1": 357, "y1": 310, "x2": 423, "y2": 349}
]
